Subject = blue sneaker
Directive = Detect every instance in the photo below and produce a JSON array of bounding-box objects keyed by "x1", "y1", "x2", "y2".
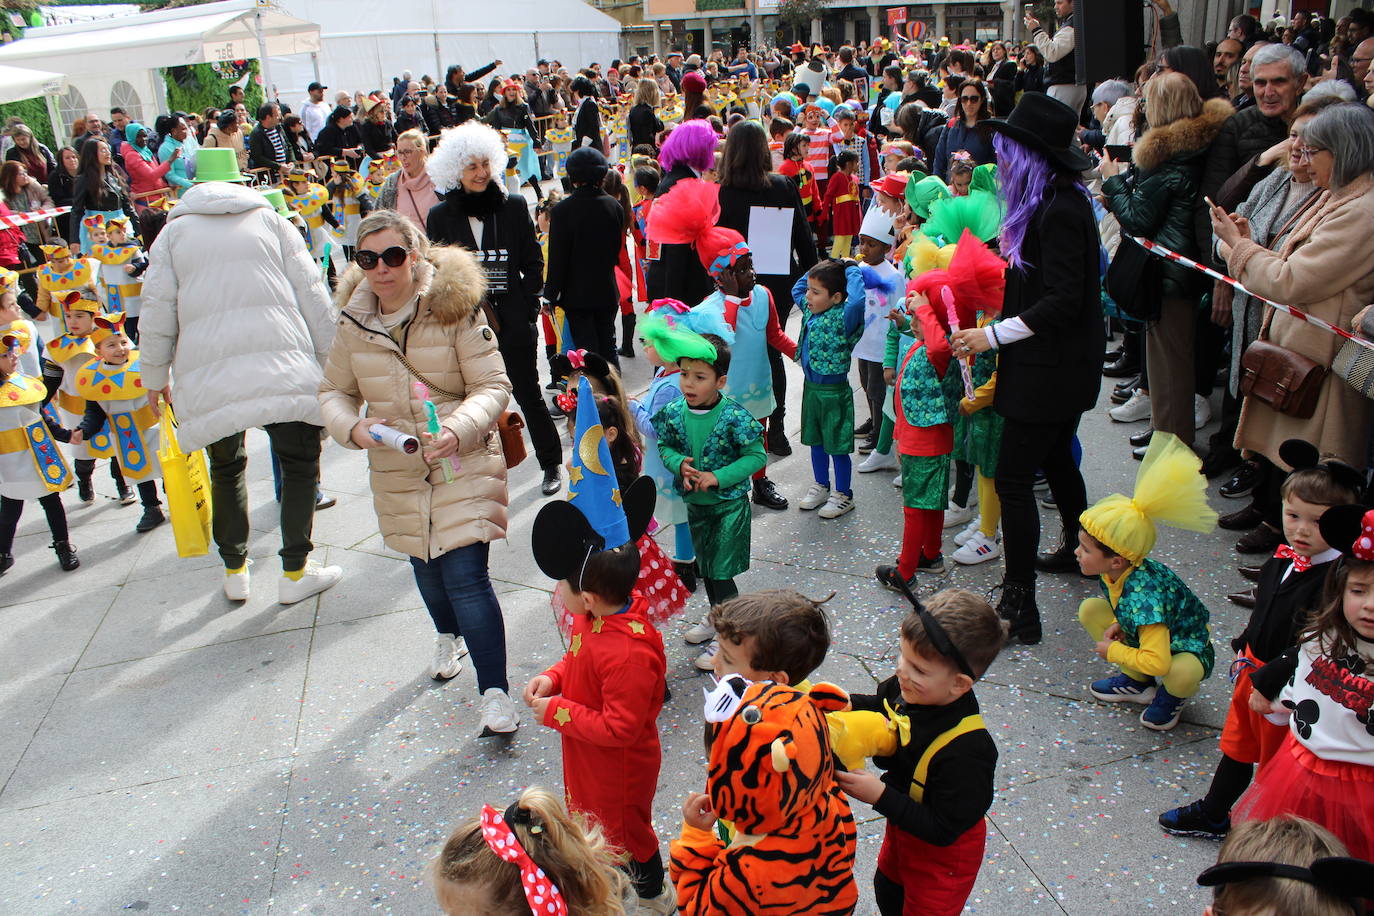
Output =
[
  {"x1": 1141, "y1": 686, "x2": 1186, "y2": 730},
  {"x1": 1158, "y1": 799, "x2": 1230, "y2": 839},
  {"x1": 1089, "y1": 673, "x2": 1157, "y2": 704}
]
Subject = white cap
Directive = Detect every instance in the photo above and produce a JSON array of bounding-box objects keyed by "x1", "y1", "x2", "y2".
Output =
[{"x1": 859, "y1": 204, "x2": 895, "y2": 246}]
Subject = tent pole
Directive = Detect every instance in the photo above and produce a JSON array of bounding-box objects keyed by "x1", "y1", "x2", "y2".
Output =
[
  {"x1": 44, "y1": 92, "x2": 62, "y2": 151},
  {"x1": 255, "y1": 6, "x2": 276, "y2": 104},
  {"x1": 431, "y1": 0, "x2": 442, "y2": 82},
  {"x1": 311, "y1": 51, "x2": 321, "y2": 84}
]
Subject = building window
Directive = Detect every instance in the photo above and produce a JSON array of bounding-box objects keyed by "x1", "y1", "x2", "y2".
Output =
[
  {"x1": 57, "y1": 85, "x2": 89, "y2": 141},
  {"x1": 110, "y1": 81, "x2": 144, "y2": 125}
]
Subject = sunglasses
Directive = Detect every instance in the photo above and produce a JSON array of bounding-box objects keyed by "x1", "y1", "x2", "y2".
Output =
[
  {"x1": 354, "y1": 246, "x2": 409, "y2": 270},
  {"x1": 960, "y1": 95, "x2": 982, "y2": 102}
]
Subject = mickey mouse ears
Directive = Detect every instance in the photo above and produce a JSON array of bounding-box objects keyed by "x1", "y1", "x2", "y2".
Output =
[
  {"x1": 530, "y1": 476, "x2": 656, "y2": 582},
  {"x1": 1279, "y1": 439, "x2": 1366, "y2": 496},
  {"x1": 1198, "y1": 855, "x2": 1374, "y2": 906},
  {"x1": 1318, "y1": 504, "x2": 1374, "y2": 561}
]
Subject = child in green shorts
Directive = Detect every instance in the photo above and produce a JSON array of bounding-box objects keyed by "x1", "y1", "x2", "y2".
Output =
[{"x1": 790, "y1": 259, "x2": 866, "y2": 519}]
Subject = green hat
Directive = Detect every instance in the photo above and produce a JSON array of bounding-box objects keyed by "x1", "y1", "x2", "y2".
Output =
[
  {"x1": 193, "y1": 147, "x2": 248, "y2": 183},
  {"x1": 260, "y1": 187, "x2": 291, "y2": 217},
  {"x1": 970, "y1": 162, "x2": 997, "y2": 196},
  {"x1": 905, "y1": 174, "x2": 950, "y2": 221}
]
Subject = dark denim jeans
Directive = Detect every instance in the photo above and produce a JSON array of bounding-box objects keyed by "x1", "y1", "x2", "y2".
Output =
[{"x1": 409, "y1": 541, "x2": 509, "y2": 693}]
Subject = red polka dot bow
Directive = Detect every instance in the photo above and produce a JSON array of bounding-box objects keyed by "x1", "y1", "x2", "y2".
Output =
[
  {"x1": 1274, "y1": 544, "x2": 1313, "y2": 573},
  {"x1": 479, "y1": 804, "x2": 568, "y2": 916},
  {"x1": 1354, "y1": 509, "x2": 1374, "y2": 561}
]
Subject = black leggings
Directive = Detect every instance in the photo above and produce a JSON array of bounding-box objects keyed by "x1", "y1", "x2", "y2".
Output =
[
  {"x1": 1202, "y1": 753, "x2": 1254, "y2": 819},
  {"x1": 873, "y1": 870, "x2": 904, "y2": 916},
  {"x1": 75, "y1": 458, "x2": 128, "y2": 489},
  {"x1": 0, "y1": 493, "x2": 69, "y2": 554},
  {"x1": 703, "y1": 577, "x2": 739, "y2": 609},
  {"x1": 995, "y1": 416, "x2": 1089, "y2": 586}
]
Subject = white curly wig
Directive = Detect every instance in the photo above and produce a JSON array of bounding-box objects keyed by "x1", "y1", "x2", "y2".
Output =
[{"x1": 426, "y1": 122, "x2": 508, "y2": 194}]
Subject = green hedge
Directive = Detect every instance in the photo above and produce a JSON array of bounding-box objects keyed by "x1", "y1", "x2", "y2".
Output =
[
  {"x1": 161, "y1": 59, "x2": 264, "y2": 118},
  {"x1": 0, "y1": 97, "x2": 56, "y2": 149}
]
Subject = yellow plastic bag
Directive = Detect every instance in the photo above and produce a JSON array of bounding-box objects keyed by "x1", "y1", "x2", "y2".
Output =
[{"x1": 156, "y1": 403, "x2": 213, "y2": 557}]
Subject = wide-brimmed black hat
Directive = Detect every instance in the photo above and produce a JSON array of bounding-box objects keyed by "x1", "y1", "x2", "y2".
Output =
[{"x1": 985, "y1": 92, "x2": 1093, "y2": 174}]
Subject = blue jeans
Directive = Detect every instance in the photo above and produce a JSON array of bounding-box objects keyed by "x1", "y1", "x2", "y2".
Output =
[{"x1": 409, "y1": 542, "x2": 509, "y2": 693}]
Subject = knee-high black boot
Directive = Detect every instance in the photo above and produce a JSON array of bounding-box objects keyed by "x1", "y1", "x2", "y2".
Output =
[{"x1": 618, "y1": 313, "x2": 635, "y2": 358}]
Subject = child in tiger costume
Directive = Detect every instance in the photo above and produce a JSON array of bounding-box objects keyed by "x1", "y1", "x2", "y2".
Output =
[{"x1": 670, "y1": 673, "x2": 858, "y2": 915}]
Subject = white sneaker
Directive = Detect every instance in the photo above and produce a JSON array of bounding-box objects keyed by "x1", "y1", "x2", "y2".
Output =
[
  {"x1": 943, "y1": 503, "x2": 976, "y2": 528},
  {"x1": 684, "y1": 616, "x2": 715, "y2": 645},
  {"x1": 952, "y1": 530, "x2": 1003, "y2": 565},
  {"x1": 478, "y1": 687, "x2": 520, "y2": 735},
  {"x1": 222, "y1": 559, "x2": 252, "y2": 601},
  {"x1": 892, "y1": 473, "x2": 902, "y2": 488},
  {"x1": 953, "y1": 516, "x2": 984, "y2": 547},
  {"x1": 1109, "y1": 389, "x2": 1151, "y2": 423},
  {"x1": 857, "y1": 449, "x2": 898, "y2": 472},
  {"x1": 431, "y1": 633, "x2": 464, "y2": 680},
  {"x1": 277, "y1": 559, "x2": 343, "y2": 605},
  {"x1": 638, "y1": 884, "x2": 678, "y2": 915},
  {"x1": 799, "y1": 483, "x2": 830, "y2": 510},
  {"x1": 693, "y1": 640, "x2": 719, "y2": 671},
  {"x1": 818, "y1": 491, "x2": 854, "y2": 518},
  {"x1": 1194, "y1": 394, "x2": 1212, "y2": 429}
]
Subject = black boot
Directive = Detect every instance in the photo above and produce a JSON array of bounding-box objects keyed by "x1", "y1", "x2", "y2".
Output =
[
  {"x1": 115, "y1": 480, "x2": 135, "y2": 506},
  {"x1": 51, "y1": 540, "x2": 79, "y2": 571},
  {"x1": 674, "y1": 560, "x2": 698, "y2": 594},
  {"x1": 618, "y1": 313, "x2": 636, "y2": 358},
  {"x1": 136, "y1": 504, "x2": 165, "y2": 533},
  {"x1": 77, "y1": 475, "x2": 94, "y2": 503},
  {"x1": 1036, "y1": 534, "x2": 1084, "y2": 575},
  {"x1": 0, "y1": 552, "x2": 13, "y2": 576},
  {"x1": 766, "y1": 421, "x2": 792, "y2": 457},
  {"x1": 752, "y1": 476, "x2": 788, "y2": 510},
  {"x1": 996, "y1": 580, "x2": 1041, "y2": 645}
]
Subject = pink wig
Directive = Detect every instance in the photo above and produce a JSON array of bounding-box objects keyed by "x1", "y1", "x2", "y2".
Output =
[{"x1": 660, "y1": 120, "x2": 717, "y2": 174}]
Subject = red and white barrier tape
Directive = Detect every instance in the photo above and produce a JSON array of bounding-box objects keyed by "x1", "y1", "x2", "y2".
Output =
[
  {"x1": 1132, "y1": 235, "x2": 1374, "y2": 353},
  {"x1": 0, "y1": 206, "x2": 70, "y2": 230}
]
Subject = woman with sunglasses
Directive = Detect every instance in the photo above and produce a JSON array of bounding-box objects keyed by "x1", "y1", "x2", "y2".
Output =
[
  {"x1": 320, "y1": 209, "x2": 520, "y2": 737},
  {"x1": 931, "y1": 78, "x2": 995, "y2": 183},
  {"x1": 425, "y1": 121, "x2": 565, "y2": 496}
]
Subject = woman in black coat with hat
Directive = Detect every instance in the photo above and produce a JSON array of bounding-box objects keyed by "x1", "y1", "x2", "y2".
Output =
[
  {"x1": 425, "y1": 121, "x2": 565, "y2": 496},
  {"x1": 951, "y1": 92, "x2": 1103, "y2": 645},
  {"x1": 544, "y1": 146, "x2": 625, "y2": 368}
]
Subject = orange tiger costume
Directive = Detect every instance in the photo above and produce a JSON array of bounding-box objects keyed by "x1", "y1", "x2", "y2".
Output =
[{"x1": 669, "y1": 678, "x2": 858, "y2": 915}]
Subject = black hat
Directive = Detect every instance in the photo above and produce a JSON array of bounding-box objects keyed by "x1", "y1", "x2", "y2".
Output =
[
  {"x1": 329, "y1": 105, "x2": 353, "y2": 122},
  {"x1": 531, "y1": 476, "x2": 657, "y2": 582},
  {"x1": 984, "y1": 92, "x2": 1093, "y2": 174},
  {"x1": 566, "y1": 146, "x2": 609, "y2": 185},
  {"x1": 308, "y1": 81, "x2": 327, "y2": 92}
]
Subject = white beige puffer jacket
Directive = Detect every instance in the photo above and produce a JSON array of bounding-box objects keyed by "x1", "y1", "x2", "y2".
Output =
[{"x1": 319, "y1": 246, "x2": 512, "y2": 560}]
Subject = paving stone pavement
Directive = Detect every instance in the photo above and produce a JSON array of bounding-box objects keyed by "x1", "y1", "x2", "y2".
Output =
[{"x1": 0, "y1": 317, "x2": 1244, "y2": 914}]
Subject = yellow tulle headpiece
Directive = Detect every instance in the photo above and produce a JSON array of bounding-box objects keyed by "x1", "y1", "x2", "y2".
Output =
[
  {"x1": 903, "y1": 232, "x2": 956, "y2": 280},
  {"x1": 1080, "y1": 433, "x2": 1217, "y2": 565}
]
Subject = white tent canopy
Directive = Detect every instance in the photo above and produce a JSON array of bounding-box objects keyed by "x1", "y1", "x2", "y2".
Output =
[
  {"x1": 0, "y1": 64, "x2": 64, "y2": 105},
  {"x1": 274, "y1": 0, "x2": 620, "y2": 99},
  {"x1": 0, "y1": 0, "x2": 320, "y2": 75}
]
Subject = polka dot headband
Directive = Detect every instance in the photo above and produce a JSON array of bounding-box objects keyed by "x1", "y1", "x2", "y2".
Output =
[{"x1": 478, "y1": 804, "x2": 568, "y2": 916}]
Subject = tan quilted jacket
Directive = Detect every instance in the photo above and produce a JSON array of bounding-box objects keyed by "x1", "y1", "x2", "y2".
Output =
[{"x1": 319, "y1": 246, "x2": 512, "y2": 560}]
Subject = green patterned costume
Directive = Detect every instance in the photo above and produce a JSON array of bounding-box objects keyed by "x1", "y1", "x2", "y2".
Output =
[{"x1": 1104, "y1": 558, "x2": 1215, "y2": 678}]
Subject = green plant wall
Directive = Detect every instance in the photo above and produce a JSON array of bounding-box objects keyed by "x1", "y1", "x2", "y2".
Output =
[
  {"x1": 0, "y1": 96, "x2": 56, "y2": 148},
  {"x1": 160, "y1": 58, "x2": 264, "y2": 117}
]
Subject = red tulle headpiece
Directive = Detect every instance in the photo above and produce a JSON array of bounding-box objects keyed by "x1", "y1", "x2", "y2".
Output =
[
  {"x1": 645, "y1": 178, "x2": 751, "y2": 278},
  {"x1": 907, "y1": 229, "x2": 1007, "y2": 332}
]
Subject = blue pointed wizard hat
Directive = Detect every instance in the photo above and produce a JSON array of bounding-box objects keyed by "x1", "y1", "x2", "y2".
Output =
[{"x1": 531, "y1": 375, "x2": 655, "y2": 583}]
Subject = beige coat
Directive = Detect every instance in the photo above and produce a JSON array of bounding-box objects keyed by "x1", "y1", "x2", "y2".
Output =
[
  {"x1": 1228, "y1": 174, "x2": 1374, "y2": 468},
  {"x1": 202, "y1": 125, "x2": 248, "y2": 172},
  {"x1": 319, "y1": 246, "x2": 512, "y2": 560}
]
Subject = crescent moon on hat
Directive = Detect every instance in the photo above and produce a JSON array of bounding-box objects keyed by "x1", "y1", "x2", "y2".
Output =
[{"x1": 578, "y1": 425, "x2": 609, "y2": 476}]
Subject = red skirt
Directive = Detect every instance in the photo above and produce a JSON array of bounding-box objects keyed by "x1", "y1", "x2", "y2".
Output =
[
  {"x1": 552, "y1": 533, "x2": 688, "y2": 637},
  {"x1": 876, "y1": 818, "x2": 986, "y2": 916},
  {"x1": 1233, "y1": 731, "x2": 1374, "y2": 862}
]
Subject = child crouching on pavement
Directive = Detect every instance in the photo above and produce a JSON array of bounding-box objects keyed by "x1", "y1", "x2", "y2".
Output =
[{"x1": 1077, "y1": 433, "x2": 1218, "y2": 731}]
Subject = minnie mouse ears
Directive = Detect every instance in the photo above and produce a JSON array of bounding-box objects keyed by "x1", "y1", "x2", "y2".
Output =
[
  {"x1": 1198, "y1": 855, "x2": 1374, "y2": 909},
  {"x1": 1318, "y1": 504, "x2": 1374, "y2": 561},
  {"x1": 531, "y1": 475, "x2": 656, "y2": 583},
  {"x1": 1279, "y1": 439, "x2": 1366, "y2": 496},
  {"x1": 548, "y1": 349, "x2": 612, "y2": 385}
]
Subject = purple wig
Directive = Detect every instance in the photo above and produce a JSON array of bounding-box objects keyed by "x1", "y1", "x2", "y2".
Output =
[
  {"x1": 660, "y1": 120, "x2": 718, "y2": 174},
  {"x1": 993, "y1": 132, "x2": 1088, "y2": 269}
]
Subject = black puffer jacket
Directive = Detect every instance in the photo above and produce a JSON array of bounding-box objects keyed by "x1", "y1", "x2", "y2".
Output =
[
  {"x1": 1196, "y1": 101, "x2": 1282, "y2": 263},
  {"x1": 1103, "y1": 98, "x2": 1232, "y2": 298}
]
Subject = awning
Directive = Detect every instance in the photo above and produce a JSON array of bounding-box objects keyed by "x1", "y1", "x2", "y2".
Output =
[
  {"x1": 0, "y1": 64, "x2": 64, "y2": 103},
  {"x1": 0, "y1": 0, "x2": 320, "y2": 75}
]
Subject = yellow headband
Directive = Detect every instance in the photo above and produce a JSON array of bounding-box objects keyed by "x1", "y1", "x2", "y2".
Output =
[
  {"x1": 106, "y1": 217, "x2": 131, "y2": 232},
  {"x1": 61, "y1": 290, "x2": 101, "y2": 314},
  {"x1": 89, "y1": 311, "x2": 127, "y2": 345},
  {"x1": 0, "y1": 268, "x2": 18, "y2": 292},
  {"x1": 40, "y1": 244, "x2": 72, "y2": 261}
]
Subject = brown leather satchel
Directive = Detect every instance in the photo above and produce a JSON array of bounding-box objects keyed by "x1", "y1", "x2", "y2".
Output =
[{"x1": 1239, "y1": 310, "x2": 1326, "y2": 419}]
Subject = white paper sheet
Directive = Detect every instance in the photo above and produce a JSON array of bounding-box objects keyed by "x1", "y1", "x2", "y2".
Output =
[{"x1": 747, "y1": 206, "x2": 793, "y2": 276}]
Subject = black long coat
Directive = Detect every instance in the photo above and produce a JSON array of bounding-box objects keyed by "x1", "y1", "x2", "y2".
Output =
[
  {"x1": 544, "y1": 186, "x2": 623, "y2": 317},
  {"x1": 994, "y1": 174, "x2": 1104, "y2": 423}
]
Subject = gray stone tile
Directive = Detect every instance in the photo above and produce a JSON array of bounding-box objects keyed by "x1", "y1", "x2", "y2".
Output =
[
  {"x1": 1, "y1": 514, "x2": 149, "y2": 607},
  {"x1": 0, "y1": 758, "x2": 285, "y2": 914},
  {"x1": 77, "y1": 566, "x2": 316, "y2": 669},
  {"x1": 0, "y1": 587, "x2": 117, "y2": 681},
  {"x1": 1, "y1": 631, "x2": 309, "y2": 808},
  {"x1": 313, "y1": 545, "x2": 424, "y2": 626},
  {"x1": 0, "y1": 673, "x2": 66, "y2": 789}
]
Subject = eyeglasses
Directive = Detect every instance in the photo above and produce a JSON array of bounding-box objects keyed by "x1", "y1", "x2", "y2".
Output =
[
  {"x1": 354, "y1": 246, "x2": 409, "y2": 270},
  {"x1": 1297, "y1": 145, "x2": 1328, "y2": 162},
  {"x1": 960, "y1": 95, "x2": 982, "y2": 103}
]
